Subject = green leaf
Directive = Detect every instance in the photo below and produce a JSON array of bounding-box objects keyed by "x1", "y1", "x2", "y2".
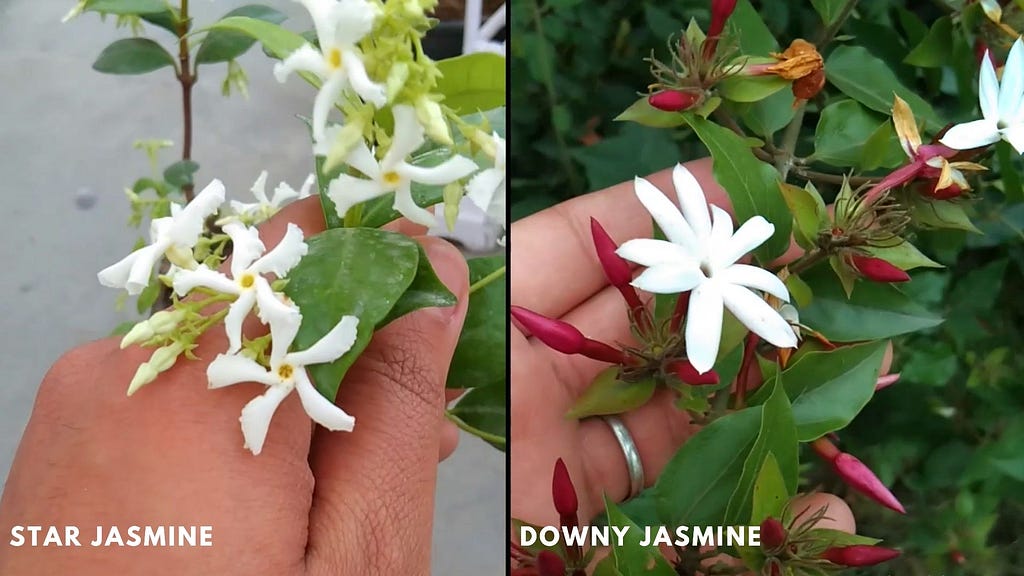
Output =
[
  {"x1": 996, "y1": 140, "x2": 1024, "y2": 202},
  {"x1": 799, "y1": 266, "x2": 943, "y2": 341},
  {"x1": 140, "y1": 9, "x2": 180, "y2": 35},
  {"x1": 751, "y1": 453, "x2": 788, "y2": 523},
  {"x1": 826, "y1": 45, "x2": 941, "y2": 131},
  {"x1": 84, "y1": 0, "x2": 168, "y2": 14},
  {"x1": 780, "y1": 341, "x2": 887, "y2": 441},
  {"x1": 379, "y1": 243, "x2": 457, "y2": 326},
  {"x1": 196, "y1": 5, "x2": 288, "y2": 65},
  {"x1": 135, "y1": 280, "x2": 160, "y2": 314},
  {"x1": 449, "y1": 383, "x2": 505, "y2": 450},
  {"x1": 163, "y1": 160, "x2": 199, "y2": 188},
  {"x1": 718, "y1": 72, "x2": 789, "y2": 103},
  {"x1": 573, "y1": 124, "x2": 678, "y2": 191},
  {"x1": 909, "y1": 196, "x2": 981, "y2": 232},
  {"x1": 567, "y1": 369, "x2": 656, "y2": 419},
  {"x1": 779, "y1": 182, "x2": 826, "y2": 250},
  {"x1": 615, "y1": 97, "x2": 688, "y2": 128},
  {"x1": 447, "y1": 255, "x2": 506, "y2": 391},
  {"x1": 284, "y1": 228, "x2": 421, "y2": 400},
  {"x1": 208, "y1": 16, "x2": 308, "y2": 61},
  {"x1": 813, "y1": 100, "x2": 886, "y2": 168},
  {"x1": 651, "y1": 407, "x2": 762, "y2": 526},
  {"x1": 904, "y1": 15, "x2": 953, "y2": 68},
  {"x1": 684, "y1": 114, "x2": 791, "y2": 262},
  {"x1": 865, "y1": 240, "x2": 943, "y2": 271},
  {"x1": 604, "y1": 498, "x2": 678, "y2": 576},
  {"x1": 92, "y1": 38, "x2": 176, "y2": 75},
  {"x1": 810, "y1": 0, "x2": 846, "y2": 25},
  {"x1": 435, "y1": 53, "x2": 506, "y2": 115},
  {"x1": 859, "y1": 121, "x2": 906, "y2": 171},
  {"x1": 724, "y1": 0, "x2": 778, "y2": 55},
  {"x1": 739, "y1": 89, "x2": 795, "y2": 139}
]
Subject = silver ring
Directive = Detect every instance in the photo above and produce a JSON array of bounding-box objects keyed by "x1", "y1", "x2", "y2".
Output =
[{"x1": 602, "y1": 415, "x2": 645, "y2": 500}]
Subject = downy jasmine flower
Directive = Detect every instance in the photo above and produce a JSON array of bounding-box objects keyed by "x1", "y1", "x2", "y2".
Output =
[
  {"x1": 327, "y1": 105, "x2": 478, "y2": 226},
  {"x1": 616, "y1": 164, "x2": 797, "y2": 374},
  {"x1": 465, "y1": 132, "x2": 507, "y2": 231},
  {"x1": 274, "y1": 0, "x2": 387, "y2": 149},
  {"x1": 97, "y1": 180, "x2": 226, "y2": 295},
  {"x1": 207, "y1": 313, "x2": 360, "y2": 455},
  {"x1": 220, "y1": 171, "x2": 315, "y2": 225},
  {"x1": 172, "y1": 222, "x2": 308, "y2": 354},
  {"x1": 941, "y1": 37, "x2": 1024, "y2": 154}
]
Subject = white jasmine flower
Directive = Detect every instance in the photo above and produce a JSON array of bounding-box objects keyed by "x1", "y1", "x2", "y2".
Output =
[
  {"x1": 616, "y1": 164, "x2": 797, "y2": 374},
  {"x1": 171, "y1": 222, "x2": 308, "y2": 354},
  {"x1": 274, "y1": 0, "x2": 387, "y2": 148},
  {"x1": 207, "y1": 313, "x2": 360, "y2": 455},
  {"x1": 327, "y1": 105, "x2": 478, "y2": 226},
  {"x1": 940, "y1": 37, "x2": 1024, "y2": 154},
  {"x1": 221, "y1": 171, "x2": 315, "y2": 224},
  {"x1": 98, "y1": 180, "x2": 226, "y2": 295},
  {"x1": 465, "y1": 132, "x2": 506, "y2": 230}
]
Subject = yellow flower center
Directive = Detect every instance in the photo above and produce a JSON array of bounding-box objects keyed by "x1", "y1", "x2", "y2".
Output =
[
  {"x1": 239, "y1": 273, "x2": 256, "y2": 289},
  {"x1": 328, "y1": 48, "x2": 342, "y2": 70},
  {"x1": 383, "y1": 171, "x2": 402, "y2": 187},
  {"x1": 277, "y1": 364, "x2": 294, "y2": 380}
]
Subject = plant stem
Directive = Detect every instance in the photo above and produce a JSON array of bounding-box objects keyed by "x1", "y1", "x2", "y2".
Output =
[
  {"x1": 445, "y1": 409, "x2": 506, "y2": 448},
  {"x1": 817, "y1": 0, "x2": 859, "y2": 47},
  {"x1": 176, "y1": 0, "x2": 195, "y2": 202},
  {"x1": 787, "y1": 248, "x2": 826, "y2": 276},
  {"x1": 776, "y1": 104, "x2": 805, "y2": 181},
  {"x1": 790, "y1": 166, "x2": 875, "y2": 187},
  {"x1": 469, "y1": 265, "x2": 506, "y2": 296}
]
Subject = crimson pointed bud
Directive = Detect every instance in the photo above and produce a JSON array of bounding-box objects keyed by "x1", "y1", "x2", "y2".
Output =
[
  {"x1": 833, "y1": 452, "x2": 906, "y2": 513},
  {"x1": 810, "y1": 436, "x2": 841, "y2": 461},
  {"x1": 759, "y1": 517, "x2": 787, "y2": 551},
  {"x1": 668, "y1": 360, "x2": 720, "y2": 385},
  {"x1": 590, "y1": 218, "x2": 632, "y2": 288},
  {"x1": 821, "y1": 545, "x2": 900, "y2": 566},
  {"x1": 552, "y1": 458, "x2": 579, "y2": 518},
  {"x1": 536, "y1": 550, "x2": 566, "y2": 576},
  {"x1": 767, "y1": 562, "x2": 782, "y2": 576},
  {"x1": 511, "y1": 307, "x2": 585, "y2": 354},
  {"x1": 875, "y1": 373, "x2": 900, "y2": 391},
  {"x1": 851, "y1": 255, "x2": 910, "y2": 283},
  {"x1": 708, "y1": 0, "x2": 738, "y2": 39},
  {"x1": 648, "y1": 90, "x2": 700, "y2": 112}
]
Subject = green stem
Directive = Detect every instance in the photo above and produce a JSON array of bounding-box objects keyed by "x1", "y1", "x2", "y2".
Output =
[
  {"x1": 469, "y1": 265, "x2": 506, "y2": 296},
  {"x1": 786, "y1": 248, "x2": 826, "y2": 276},
  {"x1": 817, "y1": 0, "x2": 860, "y2": 47},
  {"x1": 445, "y1": 410, "x2": 506, "y2": 448},
  {"x1": 776, "y1": 105, "x2": 805, "y2": 181}
]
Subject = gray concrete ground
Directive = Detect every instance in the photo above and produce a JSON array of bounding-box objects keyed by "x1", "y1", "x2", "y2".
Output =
[{"x1": 0, "y1": 1, "x2": 504, "y2": 573}]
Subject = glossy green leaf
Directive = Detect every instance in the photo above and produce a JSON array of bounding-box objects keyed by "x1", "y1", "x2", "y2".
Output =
[
  {"x1": 724, "y1": 0, "x2": 778, "y2": 55},
  {"x1": 859, "y1": 121, "x2": 906, "y2": 171},
  {"x1": 684, "y1": 114, "x2": 791, "y2": 262},
  {"x1": 604, "y1": 498, "x2": 677, "y2": 576},
  {"x1": 813, "y1": 100, "x2": 886, "y2": 168},
  {"x1": 379, "y1": 243, "x2": 457, "y2": 326},
  {"x1": 910, "y1": 196, "x2": 981, "y2": 232},
  {"x1": 449, "y1": 383, "x2": 505, "y2": 450},
  {"x1": 140, "y1": 9, "x2": 180, "y2": 34},
  {"x1": 718, "y1": 72, "x2": 789, "y2": 103},
  {"x1": 209, "y1": 16, "x2": 308, "y2": 61},
  {"x1": 196, "y1": 5, "x2": 288, "y2": 65},
  {"x1": 615, "y1": 97, "x2": 688, "y2": 128},
  {"x1": 799, "y1": 266, "x2": 943, "y2": 341},
  {"x1": 93, "y1": 38, "x2": 176, "y2": 75},
  {"x1": 751, "y1": 453, "x2": 788, "y2": 523},
  {"x1": 810, "y1": 0, "x2": 846, "y2": 25},
  {"x1": 447, "y1": 255, "x2": 506, "y2": 390},
  {"x1": 739, "y1": 89, "x2": 795, "y2": 139},
  {"x1": 826, "y1": 45, "x2": 941, "y2": 131},
  {"x1": 284, "y1": 228, "x2": 421, "y2": 399},
  {"x1": 904, "y1": 16, "x2": 953, "y2": 68},
  {"x1": 567, "y1": 368, "x2": 656, "y2": 419},
  {"x1": 84, "y1": 0, "x2": 167, "y2": 14},
  {"x1": 163, "y1": 160, "x2": 199, "y2": 188},
  {"x1": 865, "y1": 240, "x2": 943, "y2": 271},
  {"x1": 435, "y1": 52, "x2": 506, "y2": 114},
  {"x1": 779, "y1": 182, "x2": 826, "y2": 250}
]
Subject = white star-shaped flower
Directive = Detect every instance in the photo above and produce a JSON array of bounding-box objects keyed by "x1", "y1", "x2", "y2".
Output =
[
  {"x1": 465, "y1": 132, "x2": 506, "y2": 230},
  {"x1": 616, "y1": 164, "x2": 798, "y2": 374},
  {"x1": 207, "y1": 312, "x2": 360, "y2": 455},
  {"x1": 273, "y1": 0, "x2": 386, "y2": 148},
  {"x1": 98, "y1": 180, "x2": 226, "y2": 295},
  {"x1": 171, "y1": 222, "x2": 308, "y2": 354},
  {"x1": 327, "y1": 105, "x2": 478, "y2": 226},
  {"x1": 221, "y1": 171, "x2": 315, "y2": 225},
  {"x1": 941, "y1": 37, "x2": 1024, "y2": 154}
]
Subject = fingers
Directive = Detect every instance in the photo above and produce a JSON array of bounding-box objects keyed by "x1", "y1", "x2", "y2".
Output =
[{"x1": 304, "y1": 237, "x2": 469, "y2": 576}]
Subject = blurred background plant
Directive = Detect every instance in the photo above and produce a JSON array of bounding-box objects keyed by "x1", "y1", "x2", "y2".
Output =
[{"x1": 512, "y1": 0, "x2": 1024, "y2": 573}]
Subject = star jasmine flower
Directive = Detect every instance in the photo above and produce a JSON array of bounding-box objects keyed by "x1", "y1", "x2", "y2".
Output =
[
  {"x1": 207, "y1": 313, "x2": 360, "y2": 455},
  {"x1": 465, "y1": 132, "x2": 507, "y2": 230},
  {"x1": 274, "y1": 0, "x2": 387, "y2": 148},
  {"x1": 97, "y1": 180, "x2": 226, "y2": 295},
  {"x1": 221, "y1": 171, "x2": 315, "y2": 224},
  {"x1": 171, "y1": 222, "x2": 309, "y2": 354},
  {"x1": 327, "y1": 105, "x2": 478, "y2": 226},
  {"x1": 616, "y1": 164, "x2": 797, "y2": 374},
  {"x1": 940, "y1": 37, "x2": 1024, "y2": 154}
]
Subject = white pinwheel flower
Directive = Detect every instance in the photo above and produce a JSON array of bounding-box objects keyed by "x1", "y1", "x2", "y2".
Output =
[
  {"x1": 98, "y1": 180, "x2": 226, "y2": 295},
  {"x1": 274, "y1": 0, "x2": 386, "y2": 148},
  {"x1": 327, "y1": 105, "x2": 478, "y2": 226},
  {"x1": 221, "y1": 171, "x2": 316, "y2": 225},
  {"x1": 616, "y1": 164, "x2": 798, "y2": 374},
  {"x1": 941, "y1": 37, "x2": 1024, "y2": 154},
  {"x1": 171, "y1": 222, "x2": 308, "y2": 354},
  {"x1": 207, "y1": 313, "x2": 360, "y2": 455},
  {"x1": 465, "y1": 132, "x2": 506, "y2": 230}
]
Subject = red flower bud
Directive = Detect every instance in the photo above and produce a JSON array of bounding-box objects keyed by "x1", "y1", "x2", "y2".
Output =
[
  {"x1": 511, "y1": 306, "x2": 631, "y2": 365},
  {"x1": 590, "y1": 218, "x2": 632, "y2": 288},
  {"x1": 759, "y1": 517, "x2": 786, "y2": 550},
  {"x1": 821, "y1": 545, "x2": 900, "y2": 566},
  {"x1": 668, "y1": 360, "x2": 720, "y2": 385},
  {"x1": 875, "y1": 373, "x2": 900, "y2": 391},
  {"x1": 708, "y1": 0, "x2": 739, "y2": 41},
  {"x1": 832, "y1": 453, "x2": 906, "y2": 513},
  {"x1": 648, "y1": 90, "x2": 700, "y2": 112},
  {"x1": 552, "y1": 458, "x2": 579, "y2": 518},
  {"x1": 536, "y1": 550, "x2": 567, "y2": 576},
  {"x1": 851, "y1": 255, "x2": 910, "y2": 283}
]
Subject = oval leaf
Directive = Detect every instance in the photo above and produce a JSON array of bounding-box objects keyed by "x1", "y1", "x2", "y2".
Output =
[
  {"x1": 196, "y1": 5, "x2": 288, "y2": 65},
  {"x1": 446, "y1": 254, "x2": 506, "y2": 390},
  {"x1": 566, "y1": 368, "x2": 656, "y2": 419},
  {"x1": 813, "y1": 100, "x2": 886, "y2": 168},
  {"x1": 435, "y1": 52, "x2": 507, "y2": 114},
  {"x1": 93, "y1": 38, "x2": 176, "y2": 75},
  {"x1": 208, "y1": 15, "x2": 308, "y2": 61},
  {"x1": 379, "y1": 243, "x2": 457, "y2": 326},
  {"x1": 449, "y1": 383, "x2": 506, "y2": 450}
]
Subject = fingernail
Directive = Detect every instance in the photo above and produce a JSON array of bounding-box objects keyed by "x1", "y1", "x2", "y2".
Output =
[{"x1": 418, "y1": 236, "x2": 470, "y2": 323}]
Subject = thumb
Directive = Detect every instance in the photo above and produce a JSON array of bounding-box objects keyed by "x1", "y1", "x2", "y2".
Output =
[{"x1": 304, "y1": 236, "x2": 470, "y2": 575}]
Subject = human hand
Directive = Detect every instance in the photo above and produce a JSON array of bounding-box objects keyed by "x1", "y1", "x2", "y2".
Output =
[{"x1": 0, "y1": 197, "x2": 469, "y2": 576}]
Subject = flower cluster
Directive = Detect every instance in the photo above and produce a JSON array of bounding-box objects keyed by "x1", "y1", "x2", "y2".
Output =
[
  {"x1": 759, "y1": 506, "x2": 900, "y2": 574},
  {"x1": 98, "y1": 176, "x2": 359, "y2": 455}
]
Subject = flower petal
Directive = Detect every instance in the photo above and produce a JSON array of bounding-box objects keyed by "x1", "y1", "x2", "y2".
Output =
[
  {"x1": 270, "y1": 182, "x2": 299, "y2": 208},
  {"x1": 172, "y1": 264, "x2": 239, "y2": 298},
  {"x1": 207, "y1": 353, "x2": 278, "y2": 389},
  {"x1": 224, "y1": 289, "x2": 257, "y2": 354},
  {"x1": 979, "y1": 49, "x2": 1000, "y2": 121},
  {"x1": 168, "y1": 179, "x2": 226, "y2": 246},
  {"x1": 939, "y1": 119, "x2": 1001, "y2": 150},
  {"x1": 685, "y1": 282, "x2": 724, "y2": 374},
  {"x1": 716, "y1": 216, "x2": 775, "y2": 268},
  {"x1": 239, "y1": 385, "x2": 292, "y2": 455},
  {"x1": 326, "y1": 173, "x2": 387, "y2": 220},
  {"x1": 251, "y1": 223, "x2": 308, "y2": 277},
  {"x1": 295, "y1": 372, "x2": 356, "y2": 432},
  {"x1": 1003, "y1": 122, "x2": 1024, "y2": 154},
  {"x1": 720, "y1": 264, "x2": 790, "y2": 301},
  {"x1": 720, "y1": 283, "x2": 798, "y2": 349},
  {"x1": 672, "y1": 164, "x2": 712, "y2": 242},
  {"x1": 273, "y1": 44, "x2": 329, "y2": 83},
  {"x1": 633, "y1": 176, "x2": 699, "y2": 253},
  {"x1": 709, "y1": 205, "x2": 734, "y2": 249},
  {"x1": 1000, "y1": 38, "x2": 1024, "y2": 121},
  {"x1": 631, "y1": 264, "x2": 703, "y2": 294},
  {"x1": 97, "y1": 251, "x2": 140, "y2": 292},
  {"x1": 382, "y1": 105, "x2": 425, "y2": 168},
  {"x1": 250, "y1": 170, "x2": 270, "y2": 204},
  {"x1": 616, "y1": 238, "x2": 692, "y2": 267},
  {"x1": 465, "y1": 167, "x2": 505, "y2": 226},
  {"x1": 392, "y1": 184, "x2": 436, "y2": 227},
  {"x1": 399, "y1": 155, "x2": 478, "y2": 185},
  {"x1": 290, "y1": 315, "x2": 359, "y2": 367},
  {"x1": 254, "y1": 281, "x2": 302, "y2": 362},
  {"x1": 330, "y1": 0, "x2": 378, "y2": 46},
  {"x1": 340, "y1": 48, "x2": 386, "y2": 107},
  {"x1": 223, "y1": 222, "x2": 266, "y2": 277},
  {"x1": 345, "y1": 141, "x2": 382, "y2": 179},
  {"x1": 312, "y1": 73, "x2": 347, "y2": 146}
]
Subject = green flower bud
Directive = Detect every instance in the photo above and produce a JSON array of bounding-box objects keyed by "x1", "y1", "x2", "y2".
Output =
[
  {"x1": 148, "y1": 310, "x2": 186, "y2": 335},
  {"x1": 324, "y1": 118, "x2": 369, "y2": 174},
  {"x1": 415, "y1": 96, "x2": 452, "y2": 146},
  {"x1": 150, "y1": 342, "x2": 185, "y2": 373},
  {"x1": 127, "y1": 363, "x2": 159, "y2": 396},
  {"x1": 386, "y1": 62, "x2": 410, "y2": 103}
]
